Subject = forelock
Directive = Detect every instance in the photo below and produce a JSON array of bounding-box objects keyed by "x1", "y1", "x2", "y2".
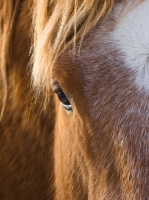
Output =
[{"x1": 32, "y1": 0, "x2": 119, "y2": 94}]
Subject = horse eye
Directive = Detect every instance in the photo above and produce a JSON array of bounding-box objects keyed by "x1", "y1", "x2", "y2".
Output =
[{"x1": 53, "y1": 85, "x2": 72, "y2": 111}]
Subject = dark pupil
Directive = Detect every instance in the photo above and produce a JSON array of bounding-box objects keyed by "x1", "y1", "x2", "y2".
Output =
[{"x1": 57, "y1": 91, "x2": 70, "y2": 105}]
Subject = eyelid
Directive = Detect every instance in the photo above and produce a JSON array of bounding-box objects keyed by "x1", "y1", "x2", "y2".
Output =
[
  {"x1": 53, "y1": 83, "x2": 71, "y2": 98},
  {"x1": 51, "y1": 79, "x2": 59, "y2": 91},
  {"x1": 52, "y1": 83, "x2": 62, "y2": 93}
]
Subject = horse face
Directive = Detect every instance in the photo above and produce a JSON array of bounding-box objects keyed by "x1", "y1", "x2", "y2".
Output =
[{"x1": 51, "y1": 1, "x2": 149, "y2": 199}]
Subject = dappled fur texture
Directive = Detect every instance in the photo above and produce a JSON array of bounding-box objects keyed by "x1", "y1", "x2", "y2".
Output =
[{"x1": 1, "y1": 0, "x2": 149, "y2": 200}]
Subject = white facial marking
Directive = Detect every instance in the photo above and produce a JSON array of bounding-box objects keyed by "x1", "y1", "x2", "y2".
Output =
[{"x1": 111, "y1": 0, "x2": 149, "y2": 91}]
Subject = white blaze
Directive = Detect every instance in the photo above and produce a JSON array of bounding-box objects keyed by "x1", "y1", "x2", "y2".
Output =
[{"x1": 112, "y1": 0, "x2": 149, "y2": 91}]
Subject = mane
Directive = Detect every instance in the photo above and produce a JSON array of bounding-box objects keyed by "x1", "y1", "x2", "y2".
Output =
[
  {"x1": 0, "y1": 0, "x2": 20, "y2": 117},
  {"x1": 32, "y1": 0, "x2": 119, "y2": 94}
]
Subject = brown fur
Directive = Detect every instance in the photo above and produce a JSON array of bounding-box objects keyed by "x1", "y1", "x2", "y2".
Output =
[
  {"x1": 0, "y1": 0, "x2": 55, "y2": 199},
  {"x1": 1, "y1": 0, "x2": 149, "y2": 199},
  {"x1": 52, "y1": 20, "x2": 149, "y2": 198}
]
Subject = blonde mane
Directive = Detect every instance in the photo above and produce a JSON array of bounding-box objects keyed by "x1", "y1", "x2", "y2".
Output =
[{"x1": 32, "y1": 0, "x2": 118, "y2": 94}]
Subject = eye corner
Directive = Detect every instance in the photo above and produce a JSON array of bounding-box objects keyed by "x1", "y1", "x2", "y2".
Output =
[{"x1": 61, "y1": 103, "x2": 73, "y2": 112}]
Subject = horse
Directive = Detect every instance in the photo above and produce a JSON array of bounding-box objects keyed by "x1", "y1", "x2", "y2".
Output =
[{"x1": 1, "y1": 0, "x2": 149, "y2": 199}]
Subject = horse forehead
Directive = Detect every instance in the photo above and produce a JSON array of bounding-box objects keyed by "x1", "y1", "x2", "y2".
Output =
[
  {"x1": 111, "y1": 0, "x2": 149, "y2": 91},
  {"x1": 80, "y1": 0, "x2": 149, "y2": 92}
]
